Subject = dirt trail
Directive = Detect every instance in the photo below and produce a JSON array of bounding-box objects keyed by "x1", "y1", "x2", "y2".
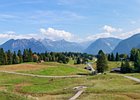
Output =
[
  {"x1": 69, "y1": 86, "x2": 87, "y2": 100},
  {"x1": 0, "y1": 71, "x2": 84, "y2": 78},
  {"x1": 124, "y1": 76, "x2": 140, "y2": 82}
]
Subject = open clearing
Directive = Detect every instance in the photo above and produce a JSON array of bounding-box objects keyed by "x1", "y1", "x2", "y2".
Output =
[{"x1": 0, "y1": 62, "x2": 140, "y2": 100}]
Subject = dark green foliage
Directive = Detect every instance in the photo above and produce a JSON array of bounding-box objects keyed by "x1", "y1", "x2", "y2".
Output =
[
  {"x1": 23, "y1": 49, "x2": 29, "y2": 62},
  {"x1": 121, "y1": 60, "x2": 132, "y2": 73},
  {"x1": 96, "y1": 50, "x2": 108, "y2": 73},
  {"x1": 57, "y1": 54, "x2": 69, "y2": 64},
  {"x1": 0, "y1": 48, "x2": 93, "y2": 65},
  {"x1": 0, "y1": 48, "x2": 6, "y2": 65},
  {"x1": 108, "y1": 54, "x2": 111, "y2": 61},
  {"x1": 7, "y1": 50, "x2": 13, "y2": 65},
  {"x1": 12, "y1": 51, "x2": 19, "y2": 64},
  {"x1": 130, "y1": 48, "x2": 138, "y2": 61},
  {"x1": 28, "y1": 48, "x2": 33, "y2": 62},
  {"x1": 17, "y1": 50, "x2": 23, "y2": 63},
  {"x1": 134, "y1": 51, "x2": 140, "y2": 72},
  {"x1": 115, "y1": 52, "x2": 120, "y2": 61},
  {"x1": 76, "y1": 57, "x2": 82, "y2": 64},
  {"x1": 110, "y1": 53, "x2": 115, "y2": 61}
]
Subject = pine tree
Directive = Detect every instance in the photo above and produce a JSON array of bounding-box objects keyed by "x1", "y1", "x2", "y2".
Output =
[
  {"x1": 0, "y1": 48, "x2": 5, "y2": 65},
  {"x1": 23, "y1": 49, "x2": 28, "y2": 62},
  {"x1": 7, "y1": 50, "x2": 13, "y2": 65},
  {"x1": 17, "y1": 50, "x2": 23, "y2": 63},
  {"x1": 111, "y1": 53, "x2": 115, "y2": 61},
  {"x1": 12, "y1": 51, "x2": 19, "y2": 64},
  {"x1": 121, "y1": 60, "x2": 131, "y2": 73},
  {"x1": 28, "y1": 48, "x2": 33, "y2": 62},
  {"x1": 108, "y1": 54, "x2": 111, "y2": 61},
  {"x1": 96, "y1": 50, "x2": 108, "y2": 73},
  {"x1": 115, "y1": 52, "x2": 120, "y2": 61},
  {"x1": 3, "y1": 53, "x2": 7, "y2": 65},
  {"x1": 76, "y1": 57, "x2": 81, "y2": 64},
  {"x1": 134, "y1": 51, "x2": 140, "y2": 72},
  {"x1": 130, "y1": 48, "x2": 138, "y2": 61}
]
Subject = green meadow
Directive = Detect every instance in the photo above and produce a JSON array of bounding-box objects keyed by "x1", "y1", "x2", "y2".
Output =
[{"x1": 0, "y1": 62, "x2": 140, "y2": 100}]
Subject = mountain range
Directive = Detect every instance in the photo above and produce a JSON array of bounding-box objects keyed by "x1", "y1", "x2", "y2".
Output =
[
  {"x1": 1, "y1": 33, "x2": 140, "y2": 54},
  {"x1": 84, "y1": 38, "x2": 121, "y2": 55},
  {"x1": 113, "y1": 33, "x2": 140, "y2": 54}
]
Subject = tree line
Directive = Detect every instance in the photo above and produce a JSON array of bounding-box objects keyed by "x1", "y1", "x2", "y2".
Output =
[
  {"x1": 107, "y1": 48, "x2": 140, "y2": 73},
  {"x1": 0, "y1": 48, "x2": 93, "y2": 65},
  {"x1": 96, "y1": 48, "x2": 140, "y2": 74}
]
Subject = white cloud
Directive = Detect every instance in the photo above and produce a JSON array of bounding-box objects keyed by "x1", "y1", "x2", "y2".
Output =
[
  {"x1": 1, "y1": 26, "x2": 140, "y2": 44},
  {"x1": 85, "y1": 32, "x2": 115, "y2": 42},
  {"x1": 116, "y1": 28, "x2": 140, "y2": 39},
  {"x1": 40, "y1": 27, "x2": 74, "y2": 41},
  {"x1": 103, "y1": 25, "x2": 122, "y2": 33}
]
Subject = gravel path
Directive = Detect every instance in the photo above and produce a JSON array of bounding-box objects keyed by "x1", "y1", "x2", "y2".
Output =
[
  {"x1": 124, "y1": 76, "x2": 140, "y2": 82},
  {"x1": 69, "y1": 86, "x2": 87, "y2": 100},
  {"x1": 0, "y1": 71, "x2": 84, "y2": 78}
]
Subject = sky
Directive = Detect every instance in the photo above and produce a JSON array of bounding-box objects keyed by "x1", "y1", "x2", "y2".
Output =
[{"x1": 0, "y1": 0, "x2": 140, "y2": 44}]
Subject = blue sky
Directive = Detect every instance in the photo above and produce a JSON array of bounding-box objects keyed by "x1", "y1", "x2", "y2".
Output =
[{"x1": 0, "y1": 0, "x2": 140, "y2": 43}]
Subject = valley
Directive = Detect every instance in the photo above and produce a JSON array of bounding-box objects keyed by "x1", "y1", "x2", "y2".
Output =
[{"x1": 0, "y1": 62, "x2": 140, "y2": 100}]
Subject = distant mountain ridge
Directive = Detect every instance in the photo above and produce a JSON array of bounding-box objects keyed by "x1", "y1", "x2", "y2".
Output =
[
  {"x1": 84, "y1": 37, "x2": 121, "y2": 55},
  {"x1": 0, "y1": 38, "x2": 85, "y2": 53},
  {"x1": 0, "y1": 38, "x2": 47, "y2": 53},
  {"x1": 40, "y1": 39, "x2": 84, "y2": 52},
  {"x1": 5, "y1": 34, "x2": 140, "y2": 55},
  {"x1": 113, "y1": 33, "x2": 140, "y2": 54}
]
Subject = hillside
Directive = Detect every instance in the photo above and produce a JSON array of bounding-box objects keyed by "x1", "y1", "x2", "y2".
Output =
[
  {"x1": 113, "y1": 33, "x2": 140, "y2": 54},
  {"x1": 84, "y1": 37, "x2": 121, "y2": 55}
]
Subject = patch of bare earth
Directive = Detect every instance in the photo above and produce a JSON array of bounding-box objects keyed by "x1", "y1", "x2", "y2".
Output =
[
  {"x1": 14, "y1": 83, "x2": 32, "y2": 94},
  {"x1": 0, "y1": 86, "x2": 6, "y2": 91},
  {"x1": 123, "y1": 93, "x2": 140, "y2": 99}
]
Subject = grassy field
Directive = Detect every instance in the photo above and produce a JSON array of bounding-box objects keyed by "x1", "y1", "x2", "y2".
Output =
[
  {"x1": 126, "y1": 73, "x2": 140, "y2": 79},
  {"x1": 20, "y1": 62, "x2": 89, "y2": 76},
  {"x1": 0, "y1": 91, "x2": 28, "y2": 100},
  {"x1": 0, "y1": 61, "x2": 140, "y2": 100},
  {"x1": 0, "y1": 72, "x2": 140, "y2": 100}
]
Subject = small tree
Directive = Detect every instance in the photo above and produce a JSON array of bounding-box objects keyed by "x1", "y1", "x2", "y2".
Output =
[
  {"x1": 110, "y1": 53, "x2": 115, "y2": 61},
  {"x1": 12, "y1": 51, "x2": 19, "y2": 64},
  {"x1": 134, "y1": 51, "x2": 140, "y2": 72},
  {"x1": 96, "y1": 50, "x2": 108, "y2": 73},
  {"x1": 121, "y1": 60, "x2": 132, "y2": 73},
  {"x1": 115, "y1": 52, "x2": 120, "y2": 61},
  {"x1": 7, "y1": 50, "x2": 13, "y2": 65},
  {"x1": 17, "y1": 50, "x2": 23, "y2": 63}
]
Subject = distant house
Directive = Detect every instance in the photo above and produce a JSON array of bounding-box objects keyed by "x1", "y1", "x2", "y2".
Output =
[{"x1": 111, "y1": 67, "x2": 121, "y2": 73}]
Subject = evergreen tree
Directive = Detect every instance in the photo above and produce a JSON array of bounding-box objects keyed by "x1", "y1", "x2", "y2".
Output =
[
  {"x1": 17, "y1": 50, "x2": 23, "y2": 63},
  {"x1": 110, "y1": 53, "x2": 115, "y2": 61},
  {"x1": 23, "y1": 49, "x2": 28, "y2": 62},
  {"x1": 7, "y1": 50, "x2": 13, "y2": 65},
  {"x1": 130, "y1": 48, "x2": 138, "y2": 61},
  {"x1": 96, "y1": 50, "x2": 108, "y2": 73},
  {"x1": 134, "y1": 51, "x2": 140, "y2": 72},
  {"x1": 3, "y1": 53, "x2": 7, "y2": 65},
  {"x1": 76, "y1": 57, "x2": 82, "y2": 64},
  {"x1": 108, "y1": 54, "x2": 111, "y2": 61},
  {"x1": 12, "y1": 51, "x2": 19, "y2": 64},
  {"x1": 115, "y1": 52, "x2": 120, "y2": 61},
  {"x1": 0, "y1": 48, "x2": 5, "y2": 65},
  {"x1": 28, "y1": 48, "x2": 33, "y2": 62},
  {"x1": 121, "y1": 60, "x2": 132, "y2": 73}
]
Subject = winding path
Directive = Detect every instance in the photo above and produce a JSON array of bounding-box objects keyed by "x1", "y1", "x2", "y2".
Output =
[
  {"x1": 124, "y1": 75, "x2": 140, "y2": 82},
  {"x1": 0, "y1": 71, "x2": 84, "y2": 78},
  {"x1": 69, "y1": 86, "x2": 87, "y2": 100}
]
